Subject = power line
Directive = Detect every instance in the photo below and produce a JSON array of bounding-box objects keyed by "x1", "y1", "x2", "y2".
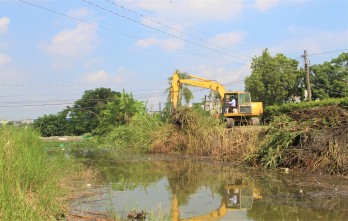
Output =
[
  {"x1": 82, "y1": 0, "x2": 248, "y2": 63},
  {"x1": 0, "y1": 93, "x2": 82, "y2": 98},
  {"x1": 0, "y1": 80, "x2": 167, "y2": 87},
  {"x1": 17, "y1": 0, "x2": 232, "y2": 63},
  {"x1": 308, "y1": 49, "x2": 348, "y2": 56},
  {"x1": 313, "y1": 82, "x2": 348, "y2": 96},
  {"x1": 116, "y1": 0, "x2": 263, "y2": 54},
  {"x1": 104, "y1": 0, "x2": 251, "y2": 59}
]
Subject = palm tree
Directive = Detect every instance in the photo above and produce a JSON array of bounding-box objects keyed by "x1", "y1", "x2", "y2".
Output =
[{"x1": 165, "y1": 70, "x2": 194, "y2": 109}]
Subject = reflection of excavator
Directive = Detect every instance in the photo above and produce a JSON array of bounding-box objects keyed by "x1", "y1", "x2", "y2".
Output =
[
  {"x1": 170, "y1": 70, "x2": 263, "y2": 127},
  {"x1": 171, "y1": 183, "x2": 262, "y2": 221}
]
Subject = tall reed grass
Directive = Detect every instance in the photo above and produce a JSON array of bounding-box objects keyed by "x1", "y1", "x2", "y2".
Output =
[{"x1": 0, "y1": 126, "x2": 76, "y2": 220}]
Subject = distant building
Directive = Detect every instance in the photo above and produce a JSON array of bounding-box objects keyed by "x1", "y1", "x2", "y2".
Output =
[
  {"x1": 0, "y1": 120, "x2": 9, "y2": 125},
  {"x1": 21, "y1": 119, "x2": 34, "y2": 124}
]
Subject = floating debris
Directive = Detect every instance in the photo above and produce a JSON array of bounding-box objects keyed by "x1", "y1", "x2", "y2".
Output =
[{"x1": 127, "y1": 210, "x2": 147, "y2": 220}]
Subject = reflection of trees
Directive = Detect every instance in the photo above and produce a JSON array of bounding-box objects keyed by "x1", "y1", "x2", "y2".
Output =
[
  {"x1": 71, "y1": 149, "x2": 167, "y2": 190},
  {"x1": 165, "y1": 159, "x2": 253, "y2": 205},
  {"x1": 73, "y1": 149, "x2": 253, "y2": 204},
  {"x1": 71, "y1": 149, "x2": 348, "y2": 220}
]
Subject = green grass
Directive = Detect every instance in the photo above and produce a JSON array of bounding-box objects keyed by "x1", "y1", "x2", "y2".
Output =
[
  {"x1": 100, "y1": 112, "x2": 164, "y2": 152},
  {"x1": 0, "y1": 126, "x2": 78, "y2": 220}
]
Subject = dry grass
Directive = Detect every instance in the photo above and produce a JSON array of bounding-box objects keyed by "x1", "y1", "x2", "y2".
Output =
[
  {"x1": 150, "y1": 108, "x2": 265, "y2": 165},
  {"x1": 256, "y1": 106, "x2": 348, "y2": 175}
]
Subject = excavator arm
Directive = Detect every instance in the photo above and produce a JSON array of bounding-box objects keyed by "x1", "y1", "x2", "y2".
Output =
[
  {"x1": 169, "y1": 70, "x2": 263, "y2": 125},
  {"x1": 170, "y1": 70, "x2": 226, "y2": 111}
]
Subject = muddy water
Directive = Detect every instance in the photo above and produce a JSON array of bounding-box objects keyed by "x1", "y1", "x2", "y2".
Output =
[{"x1": 69, "y1": 149, "x2": 348, "y2": 221}]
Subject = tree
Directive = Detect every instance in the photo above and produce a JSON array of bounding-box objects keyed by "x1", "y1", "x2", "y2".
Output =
[
  {"x1": 245, "y1": 49, "x2": 303, "y2": 107},
  {"x1": 33, "y1": 88, "x2": 148, "y2": 136},
  {"x1": 68, "y1": 88, "x2": 120, "y2": 135},
  {"x1": 310, "y1": 52, "x2": 348, "y2": 99},
  {"x1": 33, "y1": 114, "x2": 67, "y2": 137},
  {"x1": 95, "y1": 90, "x2": 146, "y2": 135},
  {"x1": 165, "y1": 70, "x2": 194, "y2": 108}
]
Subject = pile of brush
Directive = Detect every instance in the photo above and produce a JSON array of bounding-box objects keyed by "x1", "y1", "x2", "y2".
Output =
[{"x1": 256, "y1": 106, "x2": 348, "y2": 175}]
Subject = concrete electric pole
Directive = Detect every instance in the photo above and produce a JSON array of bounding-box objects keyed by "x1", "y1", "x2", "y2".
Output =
[{"x1": 303, "y1": 50, "x2": 312, "y2": 101}]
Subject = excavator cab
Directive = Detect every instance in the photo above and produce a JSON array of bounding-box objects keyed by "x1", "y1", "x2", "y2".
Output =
[
  {"x1": 224, "y1": 184, "x2": 262, "y2": 209},
  {"x1": 223, "y1": 92, "x2": 253, "y2": 114}
]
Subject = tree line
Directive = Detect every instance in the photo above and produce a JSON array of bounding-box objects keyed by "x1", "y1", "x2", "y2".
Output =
[
  {"x1": 33, "y1": 51, "x2": 347, "y2": 137},
  {"x1": 245, "y1": 50, "x2": 347, "y2": 106},
  {"x1": 33, "y1": 88, "x2": 145, "y2": 137}
]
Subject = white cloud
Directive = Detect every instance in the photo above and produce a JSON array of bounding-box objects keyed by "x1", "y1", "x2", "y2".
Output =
[
  {"x1": 253, "y1": 0, "x2": 280, "y2": 12},
  {"x1": 136, "y1": 0, "x2": 245, "y2": 23},
  {"x1": 84, "y1": 57, "x2": 104, "y2": 68},
  {"x1": 208, "y1": 32, "x2": 245, "y2": 48},
  {"x1": 0, "y1": 53, "x2": 11, "y2": 67},
  {"x1": 67, "y1": 8, "x2": 91, "y2": 18},
  {"x1": 141, "y1": 17, "x2": 185, "y2": 35},
  {"x1": 82, "y1": 69, "x2": 107, "y2": 82},
  {"x1": 190, "y1": 63, "x2": 251, "y2": 91},
  {"x1": 0, "y1": 17, "x2": 10, "y2": 35},
  {"x1": 41, "y1": 23, "x2": 97, "y2": 57},
  {"x1": 136, "y1": 37, "x2": 158, "y2": 48},
  {"x1": 136, "y1": 37, "x2": 184, "y2": 51},
  {"x1": 81, "y1": 69, "x2": 123, "y2": 83},
  {"x1": 271, "y1": 28, "x2": 348, "y2": 58}
]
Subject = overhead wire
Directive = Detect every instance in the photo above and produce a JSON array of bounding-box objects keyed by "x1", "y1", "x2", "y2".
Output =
[
  {"x1": 0, "y1": 80, "x2": 167, "y2": 87},
  {"x1": 17, "y1": 0, "x2": 232, "y2": 63},
  {"x1": 81, "y1": 0, "x2": 248, "y2": 63},
  {"x1": 312, "y1": 82, "x2": 348, "y2": 96},
  {"x1": 308, "y1": 49, "x2": 348, "y2": 56},
  {"x1": 116, "y1": 0, "x2": 264, "y2": 54},
  {"x1": 104, "y1": 0, "x2": 252, "y2": 59}
]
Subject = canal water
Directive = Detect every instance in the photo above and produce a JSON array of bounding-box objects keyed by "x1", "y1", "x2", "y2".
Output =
[{"x1": 69, "y1": 148, "x2": 348, "y2": 221}]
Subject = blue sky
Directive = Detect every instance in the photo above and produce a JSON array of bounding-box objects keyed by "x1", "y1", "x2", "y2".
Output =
[{"x1": 0, "y1": 0, "x2": 347, "y2": 121}]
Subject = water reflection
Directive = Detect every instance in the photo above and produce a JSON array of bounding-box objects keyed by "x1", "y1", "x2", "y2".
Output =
[
  {"x1": 69, "y1": 149, "x2": 348, "y2": 221},
  {"x1": 171, "y1": 182, "x2": 262, "y2": 221}
]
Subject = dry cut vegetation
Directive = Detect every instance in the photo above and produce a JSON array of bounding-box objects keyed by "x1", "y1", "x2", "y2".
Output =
[
  {"x1": 255, "y1": 105, "x2": 347, "y2": 175},
  {"x1": 151, "y1": 108, "x2": 264, "y2": 166}
]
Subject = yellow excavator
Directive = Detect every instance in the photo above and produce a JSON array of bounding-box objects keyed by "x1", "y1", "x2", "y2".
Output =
[
  {"x1": 171, "y1": 183, "x2": 262, "y2": 221},
  {"x1": 170, "y1": 70, "x2": 263, "y2": 127}
]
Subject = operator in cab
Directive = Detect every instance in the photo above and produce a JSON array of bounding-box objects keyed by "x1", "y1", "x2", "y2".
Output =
[{"x1": 228, "y1": 96, "x2": 238, "y2": 113}]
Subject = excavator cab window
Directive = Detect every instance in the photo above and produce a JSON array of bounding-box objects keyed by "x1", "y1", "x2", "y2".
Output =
[{"x1": 238, "y1": 92, "x2": 251, "y2": 105}]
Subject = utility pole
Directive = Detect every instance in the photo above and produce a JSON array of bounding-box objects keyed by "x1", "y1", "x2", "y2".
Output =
[
  {"x1": 303, "y1": 50, "x2": 312, "y2": 101},
  {"x1": 209, "y1": 90, "x2": 213, "y2": 115},
  {"x1": 204, "y1": 95, "x2": 207, "y2": 110}
]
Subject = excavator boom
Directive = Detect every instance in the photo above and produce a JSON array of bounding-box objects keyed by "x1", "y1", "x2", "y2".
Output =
[
  {"x1": 170, "y1": 70, "x2": 226, "y2": 111},
  {"x1": 169, "y1": 70, "x2": 263, "y2": 126}
]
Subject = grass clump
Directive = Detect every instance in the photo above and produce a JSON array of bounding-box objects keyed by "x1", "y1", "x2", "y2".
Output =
[{"x1": 0, "y1": 126, "x2": 80, "y2": 220}]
